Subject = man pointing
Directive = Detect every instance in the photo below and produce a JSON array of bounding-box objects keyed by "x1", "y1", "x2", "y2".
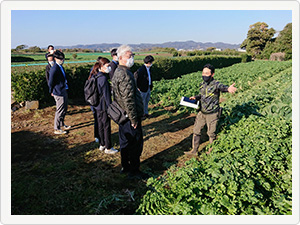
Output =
[{"x1": 185, "y1": 63, "x2": 236, "y2": 156}]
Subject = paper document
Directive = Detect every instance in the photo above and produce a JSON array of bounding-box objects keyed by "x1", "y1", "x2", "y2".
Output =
[{"x1": 180, "y1": 97, "x2": 199, "y2": 109}]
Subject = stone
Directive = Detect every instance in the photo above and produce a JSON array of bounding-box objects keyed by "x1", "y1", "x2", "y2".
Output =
[{"x1": 25, "y1": 100, "x2": 39, "y2": 110}]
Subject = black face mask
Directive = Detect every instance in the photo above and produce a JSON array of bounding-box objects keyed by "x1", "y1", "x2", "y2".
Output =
[{"x1": 202, "y1": 76, "x2": 212, "y2": 83}]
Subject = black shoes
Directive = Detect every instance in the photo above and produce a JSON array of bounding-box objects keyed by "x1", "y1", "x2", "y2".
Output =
[
  {"x1": 120, "y1": 167, "x2": 130, "y2": 174},
  {"x1": 128, "y1": 170, "x2": 150, "y2": 180}
]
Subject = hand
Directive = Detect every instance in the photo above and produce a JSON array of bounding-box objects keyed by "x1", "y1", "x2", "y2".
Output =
[
  {"x1": 228, "y1": 83, "x2": 237, "y2": 94},
  {"x1": 189, "y1": 96, "x2": 196, "y2": 100},
  {"x1": 51, "y1": 93, "x2": 54, "y2": 96},
  {"x1": 131, "y1": 123, "x2": 137, "y2": 129}
]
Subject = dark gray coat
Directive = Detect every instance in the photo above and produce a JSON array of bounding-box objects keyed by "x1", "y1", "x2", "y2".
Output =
[{"x1": 112, "y1": 65, "x2": 144, "y2": 124}]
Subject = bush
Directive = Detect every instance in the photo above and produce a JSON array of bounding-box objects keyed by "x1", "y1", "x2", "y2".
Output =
[
  {"x1": 241, "y1": 54, "x2": 252, "y2": 63},
  {"x1": 11, "y1": 56, "x2": 34, "y2": 62},
  {"x1": 11, "y1": 56, "x2": 243, "y2": 103}
]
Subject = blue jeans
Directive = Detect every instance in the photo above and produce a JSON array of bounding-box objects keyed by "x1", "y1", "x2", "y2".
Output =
[{"x1": 139, "y1": 88, "x2": 151, "y2": 115}]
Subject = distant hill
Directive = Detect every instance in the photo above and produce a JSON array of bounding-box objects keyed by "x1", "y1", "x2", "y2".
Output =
[{"x1": 55, "y1": 40, "x2": 241, "y2": 51}]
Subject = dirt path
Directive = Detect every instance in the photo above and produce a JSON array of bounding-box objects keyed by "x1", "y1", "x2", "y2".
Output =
[{"x1": 11, "y1": 104, "x2": 209, "y2": 214}]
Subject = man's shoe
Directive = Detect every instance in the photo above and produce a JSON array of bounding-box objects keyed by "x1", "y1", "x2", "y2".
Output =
[
  {"x1": 99, "y1": 145, "x2": 105, "y2": 151},
  {"x1": 120, "y1": 167, "x2": 130, "y2": 174},
  {"x1": 104, "y1": 147, "x2": 119, "y2": 154},
  {"x1": 184, "y1": 149, "x2": 197, "y2": 156},
  {"x1": 54, "y1": 129, "x2": 67, "y2": 135},
  {"x1": 128, "y1": 171, "x2": 150, "y2": 180},
  {"x1": 206, "y1": 147, "x2": 213, "y2": 155},
  {"x1": 63, "y1": 125, "x2": 71, "y2": 130}
]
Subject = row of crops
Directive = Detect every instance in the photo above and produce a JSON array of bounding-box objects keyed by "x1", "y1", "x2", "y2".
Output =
[{"x1": 137, "y1": 60, "x2": 292, "y2": 215}]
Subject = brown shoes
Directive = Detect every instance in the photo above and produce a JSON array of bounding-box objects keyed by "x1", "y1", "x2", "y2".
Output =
[
  {"x1": 184, "y1": 149, "x2": 198, "y2": 156},
  {"x1": 206, "y1": 147, "x2": 213, "y2": 155}
]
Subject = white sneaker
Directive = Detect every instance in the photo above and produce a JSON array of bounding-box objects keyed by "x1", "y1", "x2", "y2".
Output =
[
  {"x1": 95, "y1": 138, "x2": 100, "y2": 143},
  {"x1": 99, "y1": 145, "x2": 105, "y2": 151},
  {"x1": 104, "y1": 147, "x2": 119, "y2": 154},
  {"x1": 54, "y1": 129, "x2": 67, "y2": 135},
  {"x1": 63, "y1": 125, "x2": 71, "y2": 130}
]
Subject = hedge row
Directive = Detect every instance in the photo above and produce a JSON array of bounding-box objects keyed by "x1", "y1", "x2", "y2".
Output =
[
  {"x1": 11, "y1": 55, "x2": 249, "y2": 103},
  {"x1": 131, "y1": 55, "x2": 249, "y2": 81}
]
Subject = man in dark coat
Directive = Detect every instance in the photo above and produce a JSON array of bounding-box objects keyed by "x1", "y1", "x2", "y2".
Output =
[
  {"x1": 134, "y1": 55, "x2": 154, "y2": 118},
  {"x1": 48, "y1": 50, "x2": 71, "y2": 134},
  {"x1": 112, "y1": 45, "x2": 148, "y2": 180},
  {"x1": 45, "y1": 45, "x2": 54, "y2": 60},
  {"x1": 108, "y1": 48, "x2": 119, "y2": 81},
  {"x1": 45, "y1": 54, "x2": 54, "y2": 84}
]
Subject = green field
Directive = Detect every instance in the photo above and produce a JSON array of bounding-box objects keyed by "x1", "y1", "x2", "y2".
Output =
[
  {"x1": 138, "y1": 60, "x2": 292, "y2": 215},
  {"x1": 11, "y1": 52, "x2": 172, "y2": 66},
  {"x1": 11, "y1": 60, "x2": 292, "y2": 215}
]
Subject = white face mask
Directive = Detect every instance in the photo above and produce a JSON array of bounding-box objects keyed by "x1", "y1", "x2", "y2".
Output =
[
  {"x1": 57, "y1": 59, "x2": 64, "y2": 65},
  {"x1": 126, "y1": 57, "x2": 134, "y2": 68},
  {"x1": 49, "y1": 61, "x2": 55, "y2": 66},
  {"x1": 104, "y1": 66, "x2": 111, "y2": 73}
]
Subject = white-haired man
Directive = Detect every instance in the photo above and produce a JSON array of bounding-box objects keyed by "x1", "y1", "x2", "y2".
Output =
[{"x1": 111, "y1": 45, "x2": 148, "y2": 180}]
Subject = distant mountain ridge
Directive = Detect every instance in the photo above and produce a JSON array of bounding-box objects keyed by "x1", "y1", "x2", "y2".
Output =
[{"x1": 55, "y1": 40, "x2": 241, "y2": 51}]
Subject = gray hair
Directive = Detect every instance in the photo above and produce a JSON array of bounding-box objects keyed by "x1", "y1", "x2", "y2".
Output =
[{"x1": 117, "y1": 45, "x2": 132, "y2": 58}]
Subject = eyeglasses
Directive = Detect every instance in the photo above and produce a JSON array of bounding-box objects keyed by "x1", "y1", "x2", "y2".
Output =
[{"x1": 126, "y1": 53, "x2": 135, "y2": 58}]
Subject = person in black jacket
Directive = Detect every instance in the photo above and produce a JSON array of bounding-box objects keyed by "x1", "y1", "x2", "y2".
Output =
[
  {"x1": 108, "y1": 48, "x2": 119, "y2": 81},
  {"x1": 89, "y1": 58, "x2": 118, "y2": 154},
  {"x1": 48, "y1": 50, "x2": 71, "y2": 135},
  {"x1": 45, "y1": 54, "x2": 54, "y2": 84},
  {"x1": 134, "y1": 55, "x2": 154, "y2": 118},
  {"x1": 45, "y1": 45, "x2": 54, "y2": 60},
  {"x1": 112, "y1": 45, "x2": 148, "y2": 180}
]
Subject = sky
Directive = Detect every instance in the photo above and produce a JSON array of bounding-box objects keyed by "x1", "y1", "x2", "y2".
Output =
[{"x1": 11, "y1": 10, "x2": 292, "y2": 49}]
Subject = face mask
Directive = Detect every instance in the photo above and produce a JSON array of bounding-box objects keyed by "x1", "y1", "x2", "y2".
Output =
[
  {"x1": 49, "y1": 61, "x2": 54, "y2": 66},
  {"x1": 57, "y1": 59, "x2": 64, "y2": 65},
  {"x1": 202, "y1": 76, "x2": 212, "y2": 83},
  {"x1": 104, "y1": 66, "x2": 111, "y2": 73},
  {"x1": 126, "y1": 57, "x2": 134, "y2": 68}
]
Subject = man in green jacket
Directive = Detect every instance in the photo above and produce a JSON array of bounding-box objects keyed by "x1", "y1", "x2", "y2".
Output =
[{"x1": 185, "y1": 64, "x2": 237, "y2": 156}]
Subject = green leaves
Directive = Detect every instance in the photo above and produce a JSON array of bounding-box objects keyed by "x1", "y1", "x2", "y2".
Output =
[{"x1": 137, "y1": 61, "x2": 292, "y2": 215}]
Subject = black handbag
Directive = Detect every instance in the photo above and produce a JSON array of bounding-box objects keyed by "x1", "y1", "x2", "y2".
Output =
[{"x1": 107, "y1": 101, "x2": 129, "y2": 125}]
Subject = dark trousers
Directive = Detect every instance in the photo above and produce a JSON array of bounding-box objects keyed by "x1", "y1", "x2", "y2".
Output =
[
  {"x1": 90, "y1": 106, "x2": 100, "y2": 139},
  {"x1": 118, "y1": 119, "x2": 143, "y2": 173},
  {"x1": 95, "y1": 110, "x2": 111, "y2": 149}
]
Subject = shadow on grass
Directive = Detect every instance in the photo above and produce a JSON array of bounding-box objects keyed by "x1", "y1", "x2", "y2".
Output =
[
  {"x1": 11, "y1": 130, "x2": 148, "y2": 215},
  {"x1": 141, "y1": 133, "x2": 193, "y2": 174},
  {"x1": 142, "y1": 110, "x2": 195, "y2": 142}
]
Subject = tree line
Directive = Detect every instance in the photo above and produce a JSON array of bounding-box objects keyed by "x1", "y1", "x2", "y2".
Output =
[
  {"x1": 11, "y1": 46, "x2": 102, "y2": 54},
  {"x1": 240, "y1": 22, "x2": 292, "y2": 60}
]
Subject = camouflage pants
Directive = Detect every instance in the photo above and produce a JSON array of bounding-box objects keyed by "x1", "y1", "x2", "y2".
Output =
[{"x1": 193, "y1": 111, "x2": 219, "y2": 143}]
